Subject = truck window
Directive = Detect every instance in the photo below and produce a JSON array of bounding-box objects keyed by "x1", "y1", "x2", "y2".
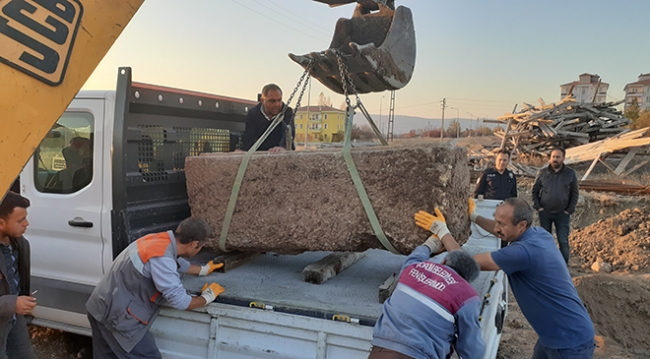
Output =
[{"x1": 34, "y1": 112, "x2": 94, "y2": 194}]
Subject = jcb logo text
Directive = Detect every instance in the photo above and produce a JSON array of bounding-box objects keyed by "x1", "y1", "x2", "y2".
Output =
[{"x1": 0, "y1": 0, "x2": 83, "y2": 86}]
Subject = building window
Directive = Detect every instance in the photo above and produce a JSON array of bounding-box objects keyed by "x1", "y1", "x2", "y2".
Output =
[
  {"x1": 324, "y1": 124, "x2": 328, "y2": 130},
  {"x1": 299, "y1": 124, "x2": 303, "y2": 129},
  {"x1": 325, "y1": 114, "x2": 328, "y2": 120}
]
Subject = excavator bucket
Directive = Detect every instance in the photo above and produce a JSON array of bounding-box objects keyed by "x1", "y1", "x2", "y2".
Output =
[{"x1": 290, "y1": 2, "x2": 415, "y2": 94}]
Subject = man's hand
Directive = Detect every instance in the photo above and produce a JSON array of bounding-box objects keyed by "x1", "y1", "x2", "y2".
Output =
[
  {"x1": 200, "y1": 283, "x2": 225, "y2": 305},
  {"x1": 538, "y1": 208, "x2": 544, "y2": 212},
  {"x1": 422, "y1": 235, "x2": 443, "y2": 254},
  {"x1": 468, "y1": 198, "x2": 479, "y2": 222},
  {"x1": 268, "y1": 146, "x2": 286, "y2": 153},
  {"x1": 16, "y1": 296, "x2": 36, "y2": 315},
  {"x1": 198, "y1": 261, "x2": 224, "y2": 276},
  {"x1": 415, "y1": 208, "x2": 451, "y2": 239}
]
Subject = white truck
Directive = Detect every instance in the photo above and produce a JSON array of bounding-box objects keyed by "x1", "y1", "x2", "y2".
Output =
[{"x1": 17, "y1": 67, "x2": 507, "y2": 359}]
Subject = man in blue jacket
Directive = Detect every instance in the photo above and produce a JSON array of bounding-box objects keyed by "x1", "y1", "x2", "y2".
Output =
[
  {"x1": 369, "y1": 209, "x2": 485, "y2": 359},
  {"x1": 240, "y1": 84, "x2": 295, "y2": 152},
  {"x1": 471, "y1": 197, "x2": 594, "y2": 359},
  {"x1": 532, "y1": 147, "x2": 579, "y2": 263}
]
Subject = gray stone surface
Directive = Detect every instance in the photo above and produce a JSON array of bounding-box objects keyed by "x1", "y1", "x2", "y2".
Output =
[{"x1": 185, "y1": 144, "x2": 470, "y2": 254}]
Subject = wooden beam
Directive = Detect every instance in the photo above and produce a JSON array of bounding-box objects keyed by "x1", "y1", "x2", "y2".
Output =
[
  {"x1": 582, "y1": 155, "x2": 601, "y2": 181},
  {"x1": 621, "y1": 160, "x2": 650, "y2": 178},
  {"x1": 378, "y1": 273, "x2": 398, "y2": 304},
  {"x1": 211, "y1": 251, "x2": 260, "y2": 273},
  {"x1": 614, "y1": 148, "x2": 640, "y2": 175},
  {"x1": 302, "y1": 252, "x2": 366, "y2": 284}
]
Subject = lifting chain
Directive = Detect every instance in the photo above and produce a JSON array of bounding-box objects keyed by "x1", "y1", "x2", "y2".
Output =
[{"x1": 283, "y1": 60, "x2": 313, "y2": 150}]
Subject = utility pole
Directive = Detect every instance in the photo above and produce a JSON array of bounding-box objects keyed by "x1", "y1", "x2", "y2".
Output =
[{"x1": 440, "y1": 98, "x2": 446, "y2": 141}]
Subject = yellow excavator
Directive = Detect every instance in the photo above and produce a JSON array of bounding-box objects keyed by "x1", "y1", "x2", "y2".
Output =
[{"x1": 0, "y1": 0, "x2": 415, "y2": 198}]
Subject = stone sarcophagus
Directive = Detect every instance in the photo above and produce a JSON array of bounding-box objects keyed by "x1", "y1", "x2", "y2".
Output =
[{"x1": 185, "y1": 145, "x2": 470, "y2": 254}]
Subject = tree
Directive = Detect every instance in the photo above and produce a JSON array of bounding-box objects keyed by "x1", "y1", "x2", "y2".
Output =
[
  {"x1": 631, "y1": 109, "x2": 650, "y2": 130},
  {"x1": 445, "y1": 121, "x2": 460, "y2": 138},
  {"x1": 625, "y1": 98, "x2": 641, "y2": 122},
  {"x1": 318, "y1": 92, "x2": 332, "y2": 107}
]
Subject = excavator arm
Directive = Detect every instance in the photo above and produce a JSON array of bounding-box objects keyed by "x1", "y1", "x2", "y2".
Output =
[
  {"x1": 0, "y1": 0, "x2": 145, "y2": 199},
  {"x1": 0, "y1": 0, "x2": 415, "y2": 199}
]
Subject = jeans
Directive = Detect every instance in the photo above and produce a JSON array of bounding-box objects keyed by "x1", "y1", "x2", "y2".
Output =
[
  {"x1": 531, "y1": 338, "x2": 595, "y2": 359},
  {"x1": 0, "y1": 315, "x2": 34, "y2": 359},
  {"x1": 88, "y1": 314, "x2": 162, "y2": 359},
  {"x1": 539, "y1": 210, "x2": 571, "y2": 263},
  {"x1": 367, "y1": 346, "x2": 414, "y2": 359}
]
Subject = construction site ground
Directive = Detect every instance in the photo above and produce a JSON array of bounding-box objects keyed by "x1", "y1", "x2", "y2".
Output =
[{"x1": 30, "y1": 136, "x2": 650, "y2": 359}]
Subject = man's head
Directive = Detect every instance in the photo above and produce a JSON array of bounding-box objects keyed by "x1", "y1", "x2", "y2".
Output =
[
  {"x1": 495, "y1": 150, "x2": 511, "y2": 173},
  {"x1": 175, "y1": 217, "x2": 212, "y2": 257},
  {"x1": 260, "y1": 84, "x2": 283, "y2": 118},
  {"x1": 549, "y1": 147, "x2": 566, "y2": 171},
  {"x1": 445, "y1": 250, "x2": 480, "y2": 283},
  {"x1": 493, "y1": 198, "x2": 532, "y2": 242},
  {"x1": 0, "y1": 192, "x2": 30, "y2": 239}
]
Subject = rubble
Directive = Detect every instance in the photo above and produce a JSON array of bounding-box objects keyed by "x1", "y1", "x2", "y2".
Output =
[{"x1": 571, "y1": 208, "x2": 650, "y2": 273}]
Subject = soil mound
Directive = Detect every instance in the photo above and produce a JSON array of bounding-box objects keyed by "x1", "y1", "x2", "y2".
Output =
[
  {"x1": 574, "y1": 274, "x2": 650, "y2": 353},
  {"x1": 571, "y1": 208, "x2": 650, "y2": 273}
]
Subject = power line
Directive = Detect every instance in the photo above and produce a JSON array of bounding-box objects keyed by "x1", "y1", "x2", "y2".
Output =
[
  {"x1": 263, "y1": 0, "x2": 334, "y2": 34},
  {"x1": 229, "y1": 0, "x2": 330, "y2": 43}
]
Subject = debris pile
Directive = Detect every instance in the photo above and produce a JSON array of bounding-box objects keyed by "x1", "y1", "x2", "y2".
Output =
[
  {"x1": 571, "y1": 208, "x2": 650, "y2": 273},
  {"x1": 495, "y1": 97, "x2": 628, "y2": 156}
]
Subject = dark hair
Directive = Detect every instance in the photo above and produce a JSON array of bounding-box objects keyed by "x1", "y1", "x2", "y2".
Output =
[
  {"x1": 550, "y1": 147, "x2": 565, "y2": 157},
  {"x1": 0, "y1": 192, "x2": 30, "y2": 219},
  {"x1": 502, "y1": 198, "x2": 533, "y2": 229},
  {"x1": 261, "y1": 84, "x2": 282, "y2": 98},
  {"x1": 175, "y1": 217, "x2": 212, "y2": 245},
  {"x1": 496, "y1": 149, "x2": 511, "y2": 158},
  {"x1": 445, "y1": 250, "x2": 480, "y2": 283}
]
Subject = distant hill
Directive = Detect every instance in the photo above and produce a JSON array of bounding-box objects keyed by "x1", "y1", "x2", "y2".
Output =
[{"x1": 353, "y1": 113, "x2": 501, "y2": 135}]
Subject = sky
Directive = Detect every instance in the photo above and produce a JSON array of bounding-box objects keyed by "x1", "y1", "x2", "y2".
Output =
[{"x1": 83, "y1": 0, "x2": 650, "y2": 126}]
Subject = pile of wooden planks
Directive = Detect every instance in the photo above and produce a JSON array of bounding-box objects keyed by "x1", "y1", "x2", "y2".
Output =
[{"x1": 495, "y1": 97, "x2": 628, "y2": 156}]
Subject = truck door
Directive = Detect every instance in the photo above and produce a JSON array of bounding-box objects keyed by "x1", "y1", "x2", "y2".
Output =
[{"x1": 20, "y1": 98, "x2": 104, "y2": 324}]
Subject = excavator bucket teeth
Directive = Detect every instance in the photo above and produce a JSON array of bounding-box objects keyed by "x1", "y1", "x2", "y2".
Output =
[{"x1": 289, "y1": 4, "x2": 415, "y2": 94}]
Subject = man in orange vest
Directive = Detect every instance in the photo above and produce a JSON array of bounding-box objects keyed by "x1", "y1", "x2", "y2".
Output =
[{"x1": 86, "y1": 217, "x2": 223, "y2": 358}]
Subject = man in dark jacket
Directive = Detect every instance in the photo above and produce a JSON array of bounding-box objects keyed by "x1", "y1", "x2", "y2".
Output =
[
  {"x1": 474, "y1": 149, "x2": 517, "y2": 200},
  {"x1": 532, "y1": 147, "x2": 579, "y2": 263},
  {"x1": 0, "y1": 191, "x2": 36, "y2": 359},
  {"x1": 240, "y1": 84, "x2": 295, "y2": 152}
]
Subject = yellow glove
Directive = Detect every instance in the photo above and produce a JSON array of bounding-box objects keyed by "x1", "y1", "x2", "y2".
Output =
[
  {"x1": 468, "y1": 198, "x2": 479, "y2": 222},
  {"x1": 199, "y1": 260, "x2": 224, "y2": 276},
  {"x1": 200, "y1": 282, "x2": 225, "y2": 304},
  {"x1": 414, "y1": 208, "x2": 450, "y2": 239}
]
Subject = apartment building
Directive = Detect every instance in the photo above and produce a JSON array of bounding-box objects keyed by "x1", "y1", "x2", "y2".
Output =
[
  {"x1": 294, "y1": 106, "x2": 346, "y2": 142},
  {"x1": 560, "y1": 73, "x2": 609, "y2": 103},
  {"x1": 623, "y1": 74, "x2": 650, "y2": 111}
]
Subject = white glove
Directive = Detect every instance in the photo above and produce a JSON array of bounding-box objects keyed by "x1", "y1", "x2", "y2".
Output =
[{"x1": 423, "y1": 235, "x2": 443, "y2": 254}]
